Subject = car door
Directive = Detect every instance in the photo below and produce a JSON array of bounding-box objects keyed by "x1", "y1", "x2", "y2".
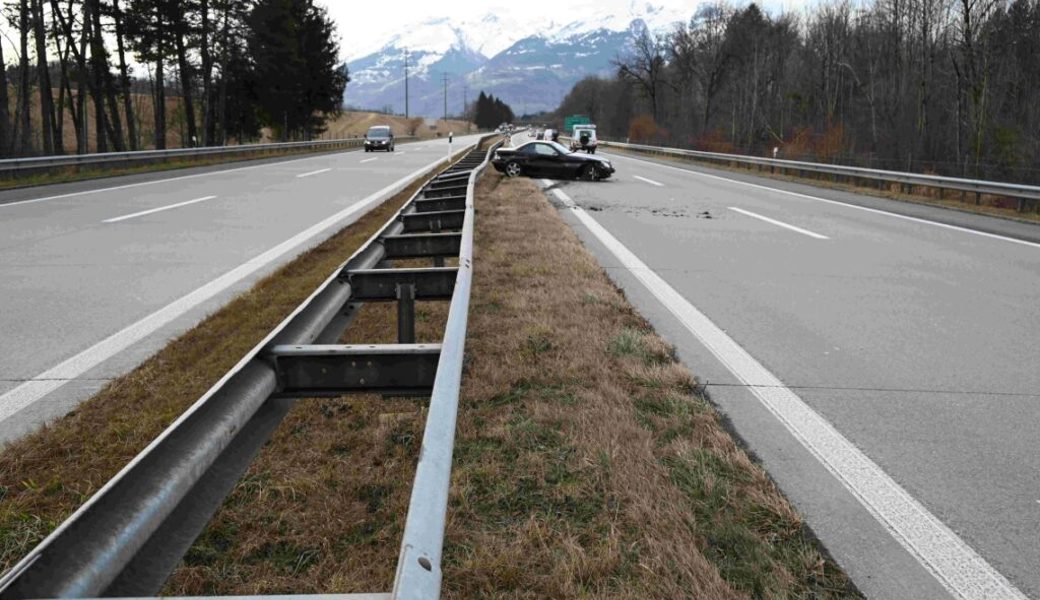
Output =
[{"x1": 530, "y1": 143, "x2": 564, "y2": 177}]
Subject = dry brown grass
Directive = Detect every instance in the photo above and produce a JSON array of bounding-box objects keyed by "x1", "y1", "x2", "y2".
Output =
[
  {"x1": 0, "y1": 154, "x2": 859, "y2": 598},
  {"x1": 0, "y1": 156, "x2": 456, "y2": 582},
  {"x1": 323, "y1": 111, "x2": 475, "y2": 141},
  {"x1": 435, "y1": 174, "x2": 858, "y2": 598}
]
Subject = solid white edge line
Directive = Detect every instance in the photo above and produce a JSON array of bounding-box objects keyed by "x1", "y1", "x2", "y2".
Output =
[
  {"x1": 728, "y1": 206, "x2": 830, "y2": 240},
  {"x1": 605, "y1": 151, "x2": 1040, "y2": 250},
  {"x1": 544, "y1": 181, "x2": 1026, "y2": 600},
  {"x1": 633, "y1": 175, "x2": 664, "y2": 187},
  {"x1": 296, "y1": 168, "x2": 332, "y2": 179},
  {"x1": 0, "y1": 155, "x2": 455, "y2": 425},
  {"x1": 103, "y1": 195, "x2": 218, "y2": 223}
]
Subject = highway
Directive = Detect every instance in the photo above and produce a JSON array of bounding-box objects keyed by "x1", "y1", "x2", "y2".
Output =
[
  {"x1": 0, "y1": 135, "x2": 484, "y2": 443},
  {"x1": 519, "y1": 135, "x2": 1039, "y2": 599}
]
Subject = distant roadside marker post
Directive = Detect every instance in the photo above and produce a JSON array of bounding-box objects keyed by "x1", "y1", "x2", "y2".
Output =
[{"x1": 448, "y1": 132, "x2": 453, "y2": 163}]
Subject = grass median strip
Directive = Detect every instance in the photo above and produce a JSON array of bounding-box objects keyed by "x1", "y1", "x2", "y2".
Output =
[{"x1": 0, "y1": 160, "x2": 860, "y2": 597}]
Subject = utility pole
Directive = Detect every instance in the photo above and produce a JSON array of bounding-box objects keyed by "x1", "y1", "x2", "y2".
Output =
[
  {"x1": 404, "y1": 48, "x2": 409, "y2": 119},
  {"x1": 442, "y1": 73, "x2": 449, "y2": 122}
]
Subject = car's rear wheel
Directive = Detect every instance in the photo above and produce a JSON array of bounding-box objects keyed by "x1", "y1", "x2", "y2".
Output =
[
  {"x1": 579, "y1": 164, "x2": 598, "y2": 181},
  {"x1": 505, "y1": 161, "x2": 522, "y2": 177}
]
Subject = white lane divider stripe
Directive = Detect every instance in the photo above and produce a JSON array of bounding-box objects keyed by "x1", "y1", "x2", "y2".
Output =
[
  {"x1": 728, "y1": 206, "x2": 830, "y2": 240},
  {"x1": 545, "y1": 181, "x2": 1027, "y2": 600},
  {"x1": 103, "y1": 196, "x2": 218, "y2": 223},
  {"x1": 0, "y1": 158, "x2": 451, "y2": 426},
  {"x1": 296, "y1": 168, "x2": 331, "y2": 179},
  {"x1": 0, "y1": 150, "x2": 362, "y2": 210},
  {"x1": 360, "y1": 157, "x2": 379, "y2": 164},
  {"x1": 633, "y1": 175, "x2": 664, "y2": 187},
  {"x1": 607, "y1": 152, "x2": 1040, "y2": 250}
]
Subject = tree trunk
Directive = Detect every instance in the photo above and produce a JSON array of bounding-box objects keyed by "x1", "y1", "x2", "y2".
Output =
[
  {"x1": 31, "y1": 0, "x2": 57, "y2": 155},
  {"x1": 49, "y1": 0, "x2": 74, "y2": 154},
  {"x1": 18, "y1": 0, "x2": 34, "y2": 155},
  {"x1": 217, "y1": 1, "x2": 230, "y2": 145},
  {"x1": 82, "y1": 0, "x2": 107, "y2": 152},
  {"x1": 200, "y1": 0, "x2": 215, "y2": 146},
  {"x1": 154, "y1": 7, "x2": 167, "y2": 150},
  {"x1": 0, "y1": 29, "x2": 9, "y2": 154},
  {"x1": 173, "y1": 11, "x2": 198, "y2": 147},
  {"x1": 76, "y1": 0, "x2": 89, "y2": 153},
  {"x1": 90, "y1": 0, "x2": 126, "y2": 151},
  {"x1": 111, "y1": 0, "x2": 138, "y2": 150}
]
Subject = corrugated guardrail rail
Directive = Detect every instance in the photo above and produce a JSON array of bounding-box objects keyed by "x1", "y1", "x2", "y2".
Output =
[
  {"x1": 0, "y1": 137, "x2": 417, "y2": 177},
  {"x1": 598, "y1": 139, "x2": 1040, "y2": 212},
  {"x1": 0, "y1": 135, "x2": 504, "y2": 600}
]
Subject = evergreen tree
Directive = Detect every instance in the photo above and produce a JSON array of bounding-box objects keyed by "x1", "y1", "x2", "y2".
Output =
[{"x1": 248, "y1": 0, "x2": 347, "y2": 140}]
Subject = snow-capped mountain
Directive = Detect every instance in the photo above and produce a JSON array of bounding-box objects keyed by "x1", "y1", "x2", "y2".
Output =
[{"x1": 342, "y1": 3, "x2": 692, "y2": 117}]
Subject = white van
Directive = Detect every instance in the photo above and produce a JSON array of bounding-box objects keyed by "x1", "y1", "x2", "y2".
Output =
[{"x1": 571, "y1": 125, "x2": 598, "y2": 154}]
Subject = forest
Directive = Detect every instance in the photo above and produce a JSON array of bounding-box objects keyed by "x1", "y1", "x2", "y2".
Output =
[
  {"x1": 557, "y1": 0, "x2": 1040, "y2": 183},
  {"x1": 0, "y1": 0, "x2": 346, "y2": 157}
]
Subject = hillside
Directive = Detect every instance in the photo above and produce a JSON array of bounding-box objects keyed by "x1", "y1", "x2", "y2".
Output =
[{"x1": 320, "y1": 112, "x2": 475, "y2": 140}]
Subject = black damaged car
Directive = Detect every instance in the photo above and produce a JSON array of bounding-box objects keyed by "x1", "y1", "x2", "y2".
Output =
[{"x1": 491, "y1": 141, "x2": 614, "y2": 181}]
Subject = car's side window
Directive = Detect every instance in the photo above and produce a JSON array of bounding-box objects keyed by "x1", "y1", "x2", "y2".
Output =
[{"x1": 534, "y1": 144, "x2": 556, "y2": 157}]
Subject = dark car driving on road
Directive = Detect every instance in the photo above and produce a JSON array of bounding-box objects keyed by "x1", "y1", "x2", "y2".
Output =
[
  {"x1": 491, "y1": 141, "x2": 614, "y2": 181},
  {"x1": 364, "y1": 126, "x2": 394, "y2": 152}
]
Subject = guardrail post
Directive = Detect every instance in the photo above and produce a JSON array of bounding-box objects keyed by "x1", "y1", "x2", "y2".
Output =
[
  {"x1": 397, "y1": 283, "x2": 416, "y2": 344},
  {"x1": 431, "y1": 220, "x2": 444, "y2": 268}
]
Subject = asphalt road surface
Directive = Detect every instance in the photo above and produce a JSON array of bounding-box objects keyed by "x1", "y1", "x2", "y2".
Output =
[
  {"x1": 514, "y1": 134, "x2": 1039, "y2": 600},
  {"x1": 0, "y1": 135, "x2": 485, "y2": 444}
]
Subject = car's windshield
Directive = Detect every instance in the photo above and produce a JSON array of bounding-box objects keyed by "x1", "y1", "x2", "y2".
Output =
[
  {"x1": 548, "y1": 141, "x2": 572, "y2": 154},
  {"x1": 367, "y1": 128, "x2": 390, "y2": 139}
]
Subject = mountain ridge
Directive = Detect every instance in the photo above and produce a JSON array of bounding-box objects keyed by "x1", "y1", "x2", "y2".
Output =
[{"x1": 342, "y1": 5, "x2": 691, "y2": 117}]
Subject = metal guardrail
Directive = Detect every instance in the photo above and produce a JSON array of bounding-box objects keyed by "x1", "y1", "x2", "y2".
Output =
[
  {"x1": 598, "y1": 140, "x2": 1040, "y2": 211},
  {"x1": 0, "y1": 137, "x2": 418, "y2": 175},
  {"x1": 0, "y1": 135, "x2": 502, "y2": 600}
]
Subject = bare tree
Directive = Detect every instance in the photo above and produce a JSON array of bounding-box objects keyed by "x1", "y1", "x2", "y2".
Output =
[
  {"x1": 31, "y1": 0, "x2": 57, "y2": 154},
  {"x1": 614, "y1": 29, "x2": 667, "y2": 122}
]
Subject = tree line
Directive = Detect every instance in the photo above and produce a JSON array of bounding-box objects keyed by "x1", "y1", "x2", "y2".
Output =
[
  {"x1": 556, "y1": 0, "x2": 1040, "y2": 182},
  {"x1": 0, "y1": 0, "x2": 347, "y2": 158},
  {"x1": 471, "y1": 91, "x2": 514, "y2": 130}
]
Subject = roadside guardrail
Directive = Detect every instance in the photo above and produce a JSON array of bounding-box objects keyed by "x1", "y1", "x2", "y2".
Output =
[
  {"x1": 0, "y1": 135, "x2": 502, "y2": 600},
  {"x1": 0, "y1": 137, "x2": 418, "y2": 177},
  {"x1": 597, "y1": 140, "x2": 1040, "y2": 213}
]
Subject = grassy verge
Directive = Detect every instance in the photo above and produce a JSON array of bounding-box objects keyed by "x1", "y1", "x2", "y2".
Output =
[
  {"x1": 436, "y1": 174, "x2": 858, "y2": 597},
  {"x1": 0, "y1": 160, "x2": 860, "y2": 597},
  {"x1": 608, "y1": 145, "x2": 1040, "y2": 224}
]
